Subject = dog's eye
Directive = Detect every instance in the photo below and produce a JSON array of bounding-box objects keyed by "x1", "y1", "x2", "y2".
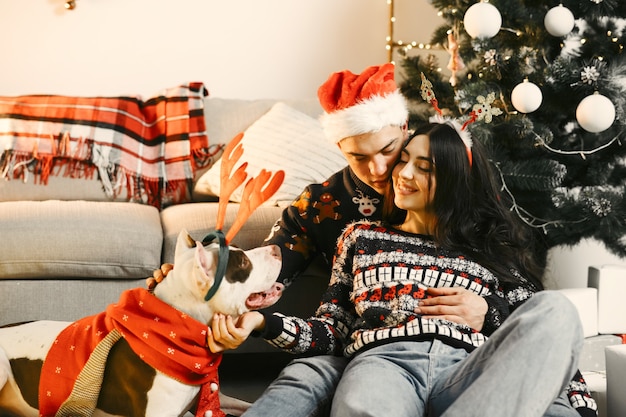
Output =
[{"x1": 225, "y1": 250, "x2": 252, "y2": 283}]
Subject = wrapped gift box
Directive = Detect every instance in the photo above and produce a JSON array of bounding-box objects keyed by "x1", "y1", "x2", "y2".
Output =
[
  {"x1": 588, "y1": 265, "x2": 626, "y2": 334},
  {"x1": 606, "y1": 344, "x2": 626, "y2": 417}
]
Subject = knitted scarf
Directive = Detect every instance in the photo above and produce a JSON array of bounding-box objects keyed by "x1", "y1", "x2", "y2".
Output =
[{"x1": 39, "y1": 288, "x2": 224, "y2": 417}]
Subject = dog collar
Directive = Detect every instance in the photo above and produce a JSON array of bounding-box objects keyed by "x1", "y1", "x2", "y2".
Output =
[{"x1": 201, "y1": 230, "x2": 229, "y2": 301}]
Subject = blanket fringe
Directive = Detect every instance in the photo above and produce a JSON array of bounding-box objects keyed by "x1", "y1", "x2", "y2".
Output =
[{"x1": 1, "y1": 140, "x2": 221, "y2": 209}]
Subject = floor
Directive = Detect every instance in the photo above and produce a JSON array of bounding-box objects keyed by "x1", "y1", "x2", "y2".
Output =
[{"x1": 218, "y1": 352, "x2": 294, "y2": 403}]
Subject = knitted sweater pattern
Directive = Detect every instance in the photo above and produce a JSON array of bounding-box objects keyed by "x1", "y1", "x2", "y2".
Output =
[
  {"x1": 265, "y1": 166, "x2": 384, "y2": 285},
  {"x1": 265, "y1": 221, "x2": 528, "y2": 356}
]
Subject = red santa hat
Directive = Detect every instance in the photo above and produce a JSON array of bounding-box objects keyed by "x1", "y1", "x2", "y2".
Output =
[{"x1": 318, "y1": 63, "x2": 408, "y2": 143}]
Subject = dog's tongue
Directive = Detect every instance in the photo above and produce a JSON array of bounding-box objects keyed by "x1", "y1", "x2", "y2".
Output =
[{"x1": 246, "y1": 282, "x2": 284, "y2": 309}]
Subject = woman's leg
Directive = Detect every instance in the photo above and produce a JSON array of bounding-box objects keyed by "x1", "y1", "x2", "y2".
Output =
[
  {"x1": 242, "y1": 355, "x2": 347, "y2": 417},
  {"x1": 330, "y1": 341, "x2": 437, "y2": 417},
  {"x1": 429, "y1": 291, "x2": 583, "y2": 417}
]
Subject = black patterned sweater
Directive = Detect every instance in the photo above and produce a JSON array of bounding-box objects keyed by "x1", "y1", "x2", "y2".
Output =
[
  {"x1": 261, "y1": 221, "x2": 598, "y2": 417},
  {"x1": 264, "y1": 166, "x2": 384, "y2": 286}
]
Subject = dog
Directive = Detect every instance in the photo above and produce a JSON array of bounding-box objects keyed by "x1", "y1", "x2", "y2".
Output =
[{"x1": 0, "y1": 229, "x2": 283, "y2": 417}]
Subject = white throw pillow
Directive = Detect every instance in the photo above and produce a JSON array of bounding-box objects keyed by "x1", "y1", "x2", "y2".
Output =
[{"x1": 194, "y1": 102, "x2": 346, "y2": 206}]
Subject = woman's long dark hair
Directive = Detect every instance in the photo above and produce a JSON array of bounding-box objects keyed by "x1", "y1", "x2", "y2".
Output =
[{"x1": 384, "y1": 122, "x2": 544, "y2": 289}]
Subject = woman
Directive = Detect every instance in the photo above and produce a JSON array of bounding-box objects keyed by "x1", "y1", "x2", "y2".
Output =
[{"x1": 248, "y1": 121, "x2": 595, "y2": 417}]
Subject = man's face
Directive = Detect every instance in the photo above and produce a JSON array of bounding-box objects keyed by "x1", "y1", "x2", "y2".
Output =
[{"x1": 337, "y1": 125, "x2": 406, "y2": 195}]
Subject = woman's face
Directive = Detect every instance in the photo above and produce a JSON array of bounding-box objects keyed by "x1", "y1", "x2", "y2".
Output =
[{"x1": 392, "y1": 134, "x2": 436, "y2": 214}]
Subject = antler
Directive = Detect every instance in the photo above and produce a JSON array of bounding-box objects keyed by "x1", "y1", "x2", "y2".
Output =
[
  {"x1": 201, "y1": 132, "x2": 284, "y2": 301},
  {"x1": 216, "y1": 133, "x2": 248, "y2": 231},
  {"x1": 225, "y1": 168, "x2": 285, "y2": 244}
]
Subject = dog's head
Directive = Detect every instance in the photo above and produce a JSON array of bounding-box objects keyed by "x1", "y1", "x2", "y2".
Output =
[{"x1": 158, "y1": 229, "x2": 283, "y2": 323}]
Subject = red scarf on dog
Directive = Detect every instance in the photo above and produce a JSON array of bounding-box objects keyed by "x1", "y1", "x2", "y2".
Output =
[{"x1": 39, "y1": 288, "x2": 224, "y2": 417}]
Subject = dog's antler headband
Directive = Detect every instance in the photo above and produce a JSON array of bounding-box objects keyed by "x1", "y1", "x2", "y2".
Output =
[
  {"x1": 202, "y1": 133, "x2": 285, "y2": 301},
  {"x1": 419, "y1": 73, "x2": 502, "y2": 168}
]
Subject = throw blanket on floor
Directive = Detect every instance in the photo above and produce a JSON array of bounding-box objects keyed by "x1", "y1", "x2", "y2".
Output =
[
  {"x1": 39, "y1": 288, "x2": 224, "y2": 417},
  {"x1": 0, "y1": 82, "x2": 222, "y2": 208}
]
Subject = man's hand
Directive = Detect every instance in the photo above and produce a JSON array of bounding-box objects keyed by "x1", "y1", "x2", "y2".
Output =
[
  {"x1": 415, "y1": 287, "x2": 487, "y2": 331},
  {"x1": 145, "y1": 263, "x2": 173, "y2": 290},
  {"x1": 206, "y1": 311, "x2": 266, "y2": 353}
]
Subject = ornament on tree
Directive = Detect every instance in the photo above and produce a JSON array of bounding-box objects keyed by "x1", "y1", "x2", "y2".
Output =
[
  {"x1": 576, "y1": 92, "x2": 616, "y2": 133},
  {"x1": 581, "y1": 65, "x2": 600, "y2": 85},
  {"x1": 484, "y1": 49, "x2": 497, "y2": 66},
  {"x1": 511, "y1": 80, "x2": 543, "y2": 113},
  {"x1": 544, "y1": 4, "x2": 575, "y2": 37},
  {"x1": 463, "y1": 2, "x2": 502, "y2": 39},
  {"x1": 471, "y1": 92, "x2": 503, "y2": 123},
  {"x1": 446, "y1": 32, "x2": 465, "y2": 87}
]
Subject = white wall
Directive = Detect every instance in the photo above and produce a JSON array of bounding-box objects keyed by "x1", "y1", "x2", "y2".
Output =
[
  {"x1": 1, "y1": 0, "x2": 623, "y2": 283},
  {"x1": 0, "y1": 0, "x2": 442, "y2": 99}
]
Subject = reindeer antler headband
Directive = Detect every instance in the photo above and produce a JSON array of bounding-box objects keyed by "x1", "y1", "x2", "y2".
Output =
[
  {"x1": 419, "y1": 73, "x2": 502, "y2": 167},
  {"x1": 202, "y1": 133, "x2": 285, "y2": 301}
]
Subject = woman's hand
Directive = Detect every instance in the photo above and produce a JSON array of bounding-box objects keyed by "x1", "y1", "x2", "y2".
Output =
[
  {"x1": 206, "y1": 311, "x2": 266, "y2": 353},
  {"x1": 145, "y1": 263, "x2": 173, "y2": 290},
  {"x1": 416, "y1": 287, "x2": 488, "y2": 331}
]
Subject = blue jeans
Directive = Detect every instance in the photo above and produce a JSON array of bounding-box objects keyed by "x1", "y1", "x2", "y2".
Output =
[
  {"x1": 244, "y1": 291, "x2": 583, "y2": 417},
  {"x1": 242, "y1": 354, "x2": 348, "y2": 417}
]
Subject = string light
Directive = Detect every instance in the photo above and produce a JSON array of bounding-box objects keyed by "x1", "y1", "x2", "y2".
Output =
[
  {"x1": 534, "y1": 130, "x2": 623, "y2": 159},
  {"x1": 386, "y1": 0, "x2": 442, "y2": 62},
  {"x1": 491, "y1": 160, "x2": 588, "y2": 233}
]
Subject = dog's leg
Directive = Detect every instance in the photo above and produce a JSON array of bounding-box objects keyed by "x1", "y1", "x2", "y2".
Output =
[
  {"x1": 0, "y1": 377, "x2": 38, "y2": 417},
  {"x1": 219, "y1": 392, "x2": 251, "y2": 417},
  {"x1": 146, "y1": 373, "x2": 200, "y2": 417},
  {"x1": 0, "y1": 350, "x2": 37, "y2": 417}
]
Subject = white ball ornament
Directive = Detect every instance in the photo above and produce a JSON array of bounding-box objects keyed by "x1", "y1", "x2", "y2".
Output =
[
  {"x1": 464, "y1": 2, "x2": 502, "y2": 39},
  {"x1": 544, "y1": 4, "x2": 575, "y2": 37},
  {"x1": 511, "y1": 80, "x2": 543, "y2": 113},
  {"x1": 576, "y1": 93, "x2": 616, "y2": 133}
]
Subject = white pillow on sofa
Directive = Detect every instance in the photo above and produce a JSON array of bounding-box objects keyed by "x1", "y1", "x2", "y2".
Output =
[{"x1": 194, "y1": 102, "x2": 346, "y2": 206}]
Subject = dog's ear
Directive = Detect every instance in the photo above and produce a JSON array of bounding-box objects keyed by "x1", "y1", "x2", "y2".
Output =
[
  {"x1": 193, "y1": 243, "x2": 216, "y2": 294},
  {"x1": 174, "y1": 229, "x2": 195, "y2": 258}
]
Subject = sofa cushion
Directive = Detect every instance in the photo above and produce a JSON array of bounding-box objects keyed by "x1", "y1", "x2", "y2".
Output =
[
  {"x1": 0, "y1": 200, "x2": 162, "y2": 279},
  {"x1": 194, "y1": 102, "x2": 346, "y2": 206},
  {"x1": 0, "y1": 175, "x2": 126, "y2": 203},
  {"x1": 160, "y1": 203, "x2": 283, "y2": 263}
]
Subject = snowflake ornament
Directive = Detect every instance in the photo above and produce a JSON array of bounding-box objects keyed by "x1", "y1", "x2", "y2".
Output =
[
  {"x1": 472, "y1": 92, "x2": 503, "y2": 123},
  {"x1": 581, "y1": 66, "x2": 600, "y2": 85},
  {"x1": 484, "y1": 49, "x2": 497, "y2": 66}
]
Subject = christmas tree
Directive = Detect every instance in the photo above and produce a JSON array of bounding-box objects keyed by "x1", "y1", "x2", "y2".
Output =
[{"x1": 399, "y1": 0, "x2": 626, "y2": 259}]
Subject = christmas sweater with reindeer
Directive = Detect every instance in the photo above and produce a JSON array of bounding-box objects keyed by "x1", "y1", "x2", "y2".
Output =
[
  {"x1": 264, "y1": 166, "x2": 384, "y2": 286},
  {"x1": 262, "y1": 221, "x2": 598, "y2": 417}
]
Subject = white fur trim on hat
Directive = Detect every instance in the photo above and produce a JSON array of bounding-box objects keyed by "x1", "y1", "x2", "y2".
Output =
[{"x1": 319, "y1": 90, "x2": 408, "y2": 143}]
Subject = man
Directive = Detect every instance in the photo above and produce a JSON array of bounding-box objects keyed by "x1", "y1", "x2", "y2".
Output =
[{"x1": 234, "y1": 63, "x2": 409, "y2": 417}]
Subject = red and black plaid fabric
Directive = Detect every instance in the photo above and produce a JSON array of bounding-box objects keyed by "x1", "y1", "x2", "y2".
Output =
[{"x1": 0, "y1": 82, "x2": 222, "y2": 208}]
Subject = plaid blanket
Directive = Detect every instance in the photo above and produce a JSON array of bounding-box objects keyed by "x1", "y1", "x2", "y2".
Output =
[{"x1": 0, "y1": 82, "x2": 222, "y2": 208}]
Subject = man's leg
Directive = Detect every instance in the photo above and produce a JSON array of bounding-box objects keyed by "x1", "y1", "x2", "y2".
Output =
[
  {"x1": 429, "y1": 291, "x2": 583, "y2": 417},
  {"x1": 242, "y1": 355, "x2": 347, "y2": 417}
]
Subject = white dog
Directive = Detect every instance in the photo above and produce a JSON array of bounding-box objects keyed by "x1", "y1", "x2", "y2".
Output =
[{"x1": 0, "y1": 229, "x2": 283, "y2": 417}]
